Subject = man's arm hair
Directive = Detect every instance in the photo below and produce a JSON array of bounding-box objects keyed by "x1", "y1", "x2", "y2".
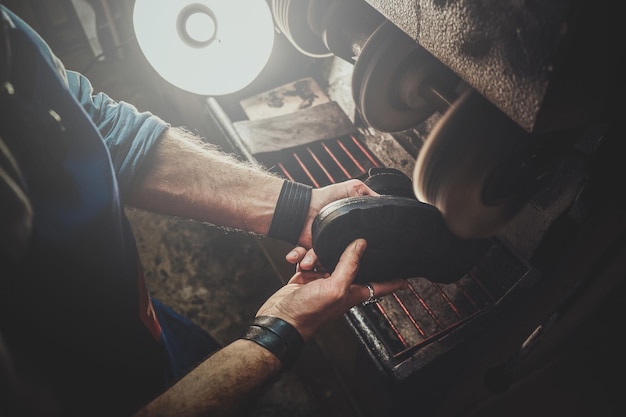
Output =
[
  {"x1": 132, "y1": 339, "x2": 282, "y2": 417},
  {"x1": 126, "y1": 127, "x2": 285, "y2": 235}
]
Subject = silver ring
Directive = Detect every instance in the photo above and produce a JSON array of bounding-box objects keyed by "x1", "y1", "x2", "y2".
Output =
[{"x1": 361, "y1": 283, "x2": 381, "y2": 306}]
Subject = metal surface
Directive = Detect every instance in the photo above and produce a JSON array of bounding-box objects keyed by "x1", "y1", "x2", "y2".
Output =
[
  {"x1": 364, "y1": 0, "x2": 615, "y2": 133},
  {"x1": 346, "y1": 242, "x2": 533, "y2": 380}
]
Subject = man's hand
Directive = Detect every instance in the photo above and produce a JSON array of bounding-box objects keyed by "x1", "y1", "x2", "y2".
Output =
[
  {"x1": 287, "y1": 179, "x2": 378, "y2": 268},
  {"x1": 261, "y1": 239, "x2": 407, "y2": 341}
]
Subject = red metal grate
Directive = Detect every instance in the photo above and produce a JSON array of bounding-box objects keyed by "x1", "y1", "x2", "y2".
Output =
[{"x1": 255, "y1": 135, "x2": 381, "y2": 185}]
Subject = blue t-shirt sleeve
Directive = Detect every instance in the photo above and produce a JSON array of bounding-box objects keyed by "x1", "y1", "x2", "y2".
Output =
[{"x1": 65, "y1": 70, "x2": 170, "y2": 195}]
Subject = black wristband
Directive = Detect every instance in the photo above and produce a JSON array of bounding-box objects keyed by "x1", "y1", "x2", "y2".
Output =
[
  {"x1": 268, "y1": 180, "x2": 313, "y2": 245},
  {"x1": 242, "y1": 316, "x2": 305, "y2": 370}
]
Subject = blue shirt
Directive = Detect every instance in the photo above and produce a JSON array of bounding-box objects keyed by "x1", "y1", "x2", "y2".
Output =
[{"x1": 0, "y1": 6, "x2": 216, "y2": 416}]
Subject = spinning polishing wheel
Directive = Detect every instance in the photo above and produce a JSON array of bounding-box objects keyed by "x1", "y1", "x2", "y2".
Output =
[
  {"x1": 353, "y1": 21, "x2": 461, "y2": 133},
  {"x1": 133, "y1": 0, "x2": 275, "y2": 96},
  {"x1": 413, "y1": 89, "x2": 546, "y2": 238}
]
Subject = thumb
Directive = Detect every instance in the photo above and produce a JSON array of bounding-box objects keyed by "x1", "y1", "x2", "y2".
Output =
[{"x1": 330, "y1": 238, "x2": 367, "y2": 286}]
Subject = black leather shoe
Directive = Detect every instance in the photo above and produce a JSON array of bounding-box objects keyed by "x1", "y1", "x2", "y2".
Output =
[{"x1": 312, "y1": 195, "x2": 492, "y2": 284}]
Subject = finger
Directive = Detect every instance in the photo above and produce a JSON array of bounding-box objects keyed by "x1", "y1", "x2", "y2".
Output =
[
  {"x1": 330, "y1": 238, "x2": 367, "y2": 287},
  {"x1": 358, "y1": 282, "x2": 376, "y2": 305},
  {"x1": 371, "y1": 278, "x2": 409, "y2": 298},
  {"x1": 285, "y1": 246, "x2": 308, "y2": 264},
  {"x1": 340, "y1": 178, "x2": 378, "y2": 197},
  {"x1": 356, "y1": 278, "x2": 408, "y2": 306},
  {"x1": 354, "y1": 181, "x2": 379, "y2": 197},
  {"x1": 297, "y1": 248, "x2": 319, "y2": 271},
  {"x1": 295, "y1": 261, "x2": 328, "y2": 274}
]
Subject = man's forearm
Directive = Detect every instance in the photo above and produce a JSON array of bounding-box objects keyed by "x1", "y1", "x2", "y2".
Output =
[
  {"x1": 127, "y1": 127, "x2": 285, "y2": 234},
  {"x1": 133, "y1": 339, "x2": 282, "y2": 417}
]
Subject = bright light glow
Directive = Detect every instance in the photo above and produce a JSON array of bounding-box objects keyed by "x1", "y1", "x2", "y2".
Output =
[
  {"x1": 186, "y1": 12, "x2": 216, "y2": 43},
  {"x1": 133, "y1": 0, "x2": 275, "y2": 96}
]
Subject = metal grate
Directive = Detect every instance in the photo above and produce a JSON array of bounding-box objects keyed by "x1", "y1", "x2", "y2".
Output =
[
  {"x1": 348, "y1": 238, "x2": 529, "y2": 381},
  {"x1": 357, "y1": 243, "x2": 526, "y2": 362},
  {"x1": 255, "y1": 134, "x2": 382, "y2": 185}
]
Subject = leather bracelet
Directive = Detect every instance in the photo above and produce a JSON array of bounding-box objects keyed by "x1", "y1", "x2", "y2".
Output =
[
  {"x1": 267, "y1": 180, "x2": 313, "y2": 245},
  {"x1": 242, "y1": 315, "x2": 305, "y2": 370}
]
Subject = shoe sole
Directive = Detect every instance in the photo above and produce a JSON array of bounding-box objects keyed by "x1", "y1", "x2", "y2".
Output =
[{"x1": 312, "y1": 195, "x2": 492, "y2": 284}]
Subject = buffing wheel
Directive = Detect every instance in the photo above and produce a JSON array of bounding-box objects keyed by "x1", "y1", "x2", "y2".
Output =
[
  {"x1": 414, "y1": 89, "x2": 537, "y2": 238},
  {"x1": 354, "y1": 21, "x2": 460, "y2": 133}
]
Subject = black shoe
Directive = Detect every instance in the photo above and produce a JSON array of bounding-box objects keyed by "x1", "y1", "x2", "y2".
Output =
[{"x1": 312, "y1": 195, "x2": 493, "y2": 284}]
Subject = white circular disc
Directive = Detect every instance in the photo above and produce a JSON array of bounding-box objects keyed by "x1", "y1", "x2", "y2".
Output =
[{"x1": 133, "y1": 0, "x2": 275, "y2": 95}]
